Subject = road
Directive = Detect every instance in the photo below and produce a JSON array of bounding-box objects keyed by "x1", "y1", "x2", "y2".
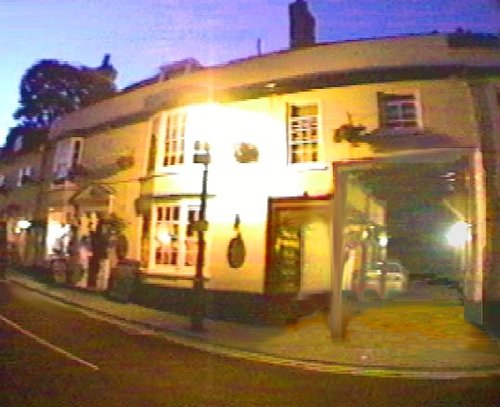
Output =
[{"x1": 0, "y1": 285, "x2": 499, "y2": 407}]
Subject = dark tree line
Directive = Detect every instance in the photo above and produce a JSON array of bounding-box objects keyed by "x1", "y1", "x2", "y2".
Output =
[{"x1": 4, "y1": 56, "x2": 117, "y2": 154}]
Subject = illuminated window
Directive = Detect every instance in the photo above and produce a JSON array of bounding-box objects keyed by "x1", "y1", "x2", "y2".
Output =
[
  {"x1": 378, "y1": 93, "x2": 419, "y2": 129},
  {"x1": 154, "y1": 203, "x2": 199, "y2": 268},
  {"x1": 0, "y1": 175, "x2": 5, "y2": 187},
  {"x1": 288, "y1": 103, "x2": 319, "y2": 164},
  {"x1": 163, "y1": 112, "x2": 186, "y2": 166}
]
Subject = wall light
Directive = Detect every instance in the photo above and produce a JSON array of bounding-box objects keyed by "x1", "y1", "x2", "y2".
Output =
[{"x1": 17, "y1": 219, "x2": 32, "y2": 230}]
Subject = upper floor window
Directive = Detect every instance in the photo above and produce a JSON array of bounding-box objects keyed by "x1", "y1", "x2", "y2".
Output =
[
  {"x1": 163, "y1": 112, "x2": 186, "y2": 167},
  {"x1": 147, "y1": 116, "x2": 160, "y2": 172},
  {"x1": 288, "y1": 103, "x2": 319, "y2": 164},
  {"x1": 13, "y1": 136, "x2": 23, "y2": 153},
  {"x1": 17, "y1": 166, "x2": 33, "y2": 186},
  {"x1": 71, "y1": 139, "x2": 83, "y2": 168},
  {"x1": 378, "y1": 93, "x2": 419, "y2": 129},
  {"x1": 153, "y1": 203, "x2": 199, "y2": 269},
  {"x1": 53, "y1": 137, "x2": 84, "y2": 181}
]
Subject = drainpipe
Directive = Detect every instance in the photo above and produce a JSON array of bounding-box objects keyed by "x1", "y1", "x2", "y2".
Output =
[{"x1": 329, "y1": 168, "x2": 347, "y2": 340}]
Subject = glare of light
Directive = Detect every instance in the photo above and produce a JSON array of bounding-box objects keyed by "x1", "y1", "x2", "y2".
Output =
[
  {"x1": 379, "y1": 234, "x2": 388, "y2": 247},
  {"x1": 446, "y1": 221, "x2": 471, "y2": 247},
  {"x1": 156, "y1": 226, "x2": 172, "y2": 245},
  {"x1": 17, "y1": 219, "x2": 32, "y2": 230}
]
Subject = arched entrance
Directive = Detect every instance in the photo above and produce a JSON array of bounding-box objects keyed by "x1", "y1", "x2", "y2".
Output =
[{"x1": 330, "y1": 147, "x2": 485, "y2": 338}]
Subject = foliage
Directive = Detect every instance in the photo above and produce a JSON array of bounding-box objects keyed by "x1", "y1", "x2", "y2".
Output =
[
  {"x1": 4, "y1": 58, "x2": 116, "y2": 153},
  {"x1": 14, "y1": 59, "x2": 116, "y2": 129},
  {"x1": 234, "y1": 143, "x2": 259, "y2": 163},
  {"x1": 100, "y1": 213, "x2": 127, "y2": 235},
  {"x1": 334, "y1": 123, "x2": 368, "y2": 143}
]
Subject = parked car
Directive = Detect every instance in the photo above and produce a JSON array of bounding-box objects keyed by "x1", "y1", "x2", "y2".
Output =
[{"x1": 350, "y1": 259, "x2": 409, "y2": 300}]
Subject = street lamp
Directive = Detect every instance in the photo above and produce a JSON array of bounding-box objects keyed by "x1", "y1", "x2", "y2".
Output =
[
  {"x1": 446, "y1": 221, "x2": 471, "y2": 281},
  {"x1": 446, "y1": 221, "x2": 471, "y2": 248},
  {"x1": 191, "y1": 141, "x2": 210, "y2": 331}
]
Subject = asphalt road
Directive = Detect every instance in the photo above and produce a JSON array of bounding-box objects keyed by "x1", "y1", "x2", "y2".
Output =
[{"x1": 0, "y1": 286, "x2": 499, "y2": 407}]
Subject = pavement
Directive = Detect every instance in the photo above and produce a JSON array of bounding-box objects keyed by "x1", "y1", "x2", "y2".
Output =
[{"x1": 4, "y1": 268, "x2": 500, "y2": 380}]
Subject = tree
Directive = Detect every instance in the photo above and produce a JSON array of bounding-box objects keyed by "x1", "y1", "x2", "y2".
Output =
[{"x1": 4, "y1": 56, "x2": 116, "y2": 153}]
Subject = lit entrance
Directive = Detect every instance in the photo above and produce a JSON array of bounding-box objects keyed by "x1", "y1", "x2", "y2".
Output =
[{"x1": 331, "y1": 148, "x2": 485, "y2": 339}]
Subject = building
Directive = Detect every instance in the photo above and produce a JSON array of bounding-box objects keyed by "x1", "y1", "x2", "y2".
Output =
[
  {"x1": 0, "y1": 130, "x2": 47, "y2": 269},
  {"x1": 39, "y1": 29, "x2": 500, "y2": 335}
]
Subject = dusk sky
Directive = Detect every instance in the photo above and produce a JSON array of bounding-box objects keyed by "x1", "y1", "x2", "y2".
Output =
[{"x1": 1, "y1": 0, "x2": 499, "y2": 144}]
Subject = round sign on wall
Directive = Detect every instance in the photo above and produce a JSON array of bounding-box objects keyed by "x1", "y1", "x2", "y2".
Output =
[{"x1": 227, "y1": 234, "x2": 246, "y2": 269}]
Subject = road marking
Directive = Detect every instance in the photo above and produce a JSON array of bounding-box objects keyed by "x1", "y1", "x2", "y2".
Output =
[{"x1": 0, "y1": 313, "x2": 100, "y2": 371}]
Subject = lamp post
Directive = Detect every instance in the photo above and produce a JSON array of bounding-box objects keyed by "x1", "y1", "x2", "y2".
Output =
[{"x1": 191, "y1": 141, "x2": 210, "y2": 331}]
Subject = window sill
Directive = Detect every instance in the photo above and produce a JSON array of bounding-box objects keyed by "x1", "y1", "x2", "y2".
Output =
[
  {"x1": 50, "y1": 181, "x2": 78, "y2": 190},
  {"x1": 287, "y1": 162, "x2": 329, "y2": 172},
  {"x1": 138, "y1": 271, "x2": 210, "y2": 287}
]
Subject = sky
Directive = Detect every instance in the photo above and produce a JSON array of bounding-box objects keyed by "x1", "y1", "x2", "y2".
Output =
[{"x1": 0, "y1": 0, "x2": 499, "y2": 144}]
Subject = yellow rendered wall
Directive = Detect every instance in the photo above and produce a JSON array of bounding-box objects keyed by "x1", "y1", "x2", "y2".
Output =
[
  {"x1": 79, "y1": 122, "x2": 149, "y2": 260},
  {"x1": 176, "y1": 78, "x2": 480, "y2": 293}
]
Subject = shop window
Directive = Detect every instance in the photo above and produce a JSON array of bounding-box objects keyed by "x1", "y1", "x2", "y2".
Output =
[
  {"x1": 378, "y1": 93, "x2": 419, "y2": 129},
  {"x1": 287, "y1": 103, "x2": 319, "y2": 164},
  {"x1": 153, "y1": 203, "x2": 199, "y2": 270},
  {"x1": 163, "y1": 112, "x2": 186, "y2": 167}
]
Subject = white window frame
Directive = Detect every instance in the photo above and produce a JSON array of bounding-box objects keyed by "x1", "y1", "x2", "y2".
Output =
[
  {"x1": 378, "y1": 92, "x2": 421, "y2": 129},
  {"x1": 161, "y1": 110, "x2": 187, "y2": 169},
  {"x1": 13, "y1": 136, "x2": 23, "y2": 152},
  {"x1": 287, "y1": 102, "x2": 321, "y2": 165},
  {"x1": 17, "y1": 166, "x2": 33, "y2": 186},
  {"x1": 53, "y1": 137, "x2": 84, "y2": 181},
  {"x1": 149, "y1": 201, "x2": 200, "y2": 274}
]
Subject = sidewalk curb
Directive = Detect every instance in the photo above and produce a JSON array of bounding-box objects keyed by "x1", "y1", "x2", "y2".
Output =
[{"x1": 7, "y1": 277, "x2": 500, "y2": 380}]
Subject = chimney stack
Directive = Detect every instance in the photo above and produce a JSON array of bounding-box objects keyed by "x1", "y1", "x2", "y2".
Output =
[{"x1": 289, "y1": 0, "x2": 316, "y2": 49}]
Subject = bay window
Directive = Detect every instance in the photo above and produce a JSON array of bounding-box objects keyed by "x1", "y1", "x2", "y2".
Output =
[{"x1": 152, "y1": 202, "x2": 200, "y2": 271}]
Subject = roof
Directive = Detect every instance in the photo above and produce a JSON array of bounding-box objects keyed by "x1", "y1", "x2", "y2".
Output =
[{"x1": 49, "y1": 32, "x2": 500, "y2": 140}]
